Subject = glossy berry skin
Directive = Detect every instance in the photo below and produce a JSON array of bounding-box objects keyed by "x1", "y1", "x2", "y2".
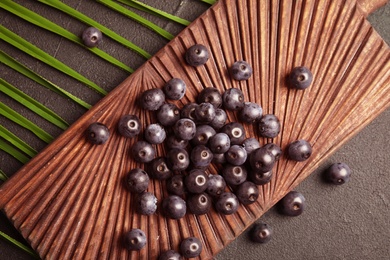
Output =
[
  {"x1": 235, "y1": 181, "x2": 259, "y2": 205},
  {"x1": 288, "y1": 139, "x2": 312, "y2": 161},
  {"x1": 148, "y1": 157, "x2": 172, "y2": 180},
  {"x1": 191, "y1": 124, "x2": 216, "y2": 146},
  {"x1": 212, "y1": 153, "x2": 227, "y2": 164},
  {"x1": 208, "y1": 133, "x2": 231, "y2": 154},
  {"x1": 173, "y1": 118, "x2": 197, "y2": 141},
  {"x1": 194, "y1": 102, "x2": 216, "y2": 123},
  {"x1": 162, "y1": 195, "x2": 187, "y2": 219},
  {"x1": 163, "y1": 78, "x2": 186, "y2": 100},
  {"x1": 165, "y1": 135, "x2": 188, "y2": 150},
  {"x1": 144, "y1": 123, "x2": 166, "y2": 144},
  {"x1": 263, "y1": 143, "x2": 282, "y2": 161},
  {"x1": 225, "y1": 145, "x2": 247, "y2": 166},
  {"x1": 118, "y1": 115, "x2": 141, "y2": 138},
  {"x1": 185, "y1": 44, "x2": 209, "y2": 67},
  {"x1": 125, "y1": 168, "x2": 149, "y2": 193},
  {"x1": 258, "y1": 114, "x2": 281, "y2": 138},
  {"x1": 157, "y1": 103, "x2": 180, "y2": 127},
  {"x1": 190, "y1": 145, "x2": 214, "y2": 169},
  {"x1": 180, "y1": 102, "x2": 198, "y2": 121},
  {"x1": 230, "y1": 60, "x2": 253, "y2": 81},
  {"x1": 123, "y1": 229, "x2": 147, "y2": 251},
  {"x1": 222, "y1": 164, "x2": 247, "y2": 186},
  {"x1": 279, "y1": 190, "x2": 306, "y2": 216},
  {"x1": 180, "y1": 237, "x2": 203, "y2": 258},
  {"x1": 210, "y1": 108, "x2": 227, "y2": 130},
  {"x1": 86, "y1": 122, "x2": 109, "y2": 145},
  {"x1": 249, "y1": 147, "x2": 276, "y2": 173},
  {"x1": 158, "y1": 250, "x2": 182, "y2": 260},
  {"x1": 184, "y1": 169, "x2": 209, "y2": 194},
  {"x1": 206, "y1": 174, "x2": 226, "y2": 198},
  {"x1": 137, "y1": 192, "x2": 157, "y2": 215},
  {"x1": 166, "y1": 148, "x2": 190, "y2": 171},
  {"x1": 131, "y1": 141, "x2": 155, "y2": 163},
  {"x1": 242, "y1": 138, "x2": 261, "y2": 156},
  {"x1": 238, "y1": 102, "x2": 263, "y2": 123},
  {"x1": 325, "y1": 162, "x2": 351, "y2": 185},
  {"x1": 222, "y1": 88, "x2": 244, "y2": 111},
  {"x1": 250, "y1": 222, "x2": 273, "y2": 243},
  {"x1": 220, "y1": 122, "x2": 246, "y2": 145},
  {"x1": 249, "y1": 169, "x2": 273, "y2": 185},
  {"x1": 139, "y1": 88, "x2": 165, "y2": 111},
  {"x1": 287, "y1": 66, "x2": 313, "y2": 90},
  {"x1": 197, "y1": 87, "x2": 222, "y2": 108},
  {"x1": 187, "y1": 192, "x2": 212, "y2": 215},
  {"x1": 214, "y1": 192, "x2": 239, "y2": 215},
  {"x1": 166, "y1": 174, "x2": 186, "y2": 196},
  {"x1": 82, "y1": 27, "x2": 102, "y2": 47}
]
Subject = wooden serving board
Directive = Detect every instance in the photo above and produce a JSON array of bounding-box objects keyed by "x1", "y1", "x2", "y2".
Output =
[{"x1": 1, "y1": 0, "x2": 389, "y2": 259}]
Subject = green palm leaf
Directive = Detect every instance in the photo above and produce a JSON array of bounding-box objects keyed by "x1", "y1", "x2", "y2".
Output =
[{"x1": 0, "y1": 125, "x2": 37, "y2": 158}]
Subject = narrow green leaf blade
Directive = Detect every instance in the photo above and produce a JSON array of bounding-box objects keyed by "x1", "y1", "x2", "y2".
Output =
[
  {"x1": 0, "y1": 125, "x2": 38, "y2": 158},
  {"x1": 0, "y1": 231, "x2": 40, "y2": 259},
  {"x1": 0, "y1": 139, "x2": 30, "y2": 164},
  {"x1": 0, "y1": 169, "x2": 9, "y2": 182}
]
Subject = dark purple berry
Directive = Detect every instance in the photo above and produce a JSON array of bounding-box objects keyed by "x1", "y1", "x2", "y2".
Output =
[
  {"x1": 249, "y1": 169, "x2": 273, "y2": 185},
  {"x1": 190, "y1": 145, "x2": 213, "y2": 169},
  {"x1": 210, "y1": 108, "x2": 227, "y2": 130},
  {"x1": 230, "y1": 60, "x2": 253, "y2": 81},
  {"x1": 222, "y1": 88, "x2": 244, "y2": 111},
  {"x1": 258, "y1": 114, "x2": 281, "y2": 138},
  {"x1": 191, "y1": 125, "x2": 216, "y2": 146},
  {"x1": 235, "y1": 181, "x2": 259, "y2": 205},
  {"x1": 162, "y1": 195, "x2": 187, "y2": 219},
  {"x1": 287, "y1": 66, "x2": 313, "y2": 90},
  {"x1": 197, "y1": 87, "x2": 222, "y2": 108},
  {"x1": 165, "y1": 135, "x2": 188, "y2": 150},
  {"x1": 242, "y1": 138, "x2": 261, "y2": 156},
  {"x1": 118, "y1": 115, "x2": 141, "y2": 138},
  {"x1": 279, "y1": 190, "x2": 306, "y2": 216},
  {"x1": 222, "y1": 164, "x2": 247, "y2": 186},
  {"x1": 131, "y1": 140, "x2": 155, "y2": 163},
  {"x1": 194, "y1": 102, "x2": 216, "y2": 123},
  {"x1": 220, "y1": 122, "x2": 246, "y2": 145},
  {"x1": 148, "y1": 157, "x2": 172, "y2": 180},
  {"x1": 137, "y1": 192, "x2": 157, "y2": 215},
  {"x1": 144, "y1": 123, "x2": 166, "y2": 144},
  {"x1": 158, "y1": 250, "x2": 182, "y2": 260},
  {"x1": 249, "y1": 147, "x2": 276, "y2": 173},
  {"x1": 212, "y1": 153, "x2": 227, "y2": 164},
  {"x1": 180, "y1": 102, "x2": 198, "y2": 121},
  {"x1": 180, "y1": 237, "x2": 203, "y2": 258},
  {"x1": 250, "y1": 222, "x2": 273, "y2": 243},
  {"x1": 140, "y1": 88, "x2": 165, "y2": 111},
  {"x1": 263, "y1": 143, "x2": 282, "y2": 161},
  {"x1": 173, "y1": 118, "x2": 197, "y2": 141},
  {"x1": 325, "y1": 162, "x2": 351, "y2": 185},
  {"x1": 208, "y1": 133, "x2": 231, "y2": 154},
  {"x1": 184, "y1": 169, "x2": 209, "y2": 194},
  {"x1": 125, "y1": 168, "x2": 149, "y2": 193},
  {"x1": 163, "y1": 78, "x2": 186, "y2": 100},
  {"x1": 206, "y1": 174, "x2": 226, "y2": 198},
  {"x1": 123, "y1": 228, "x2": 146, "y2": 251},
  {"x1": 157, "y1": 103, "x2": 180, "y2": 127},
  {"x1": 214, "y1": 192, "x2": 239, "y2": 215},
  {"x1": 238, "y1": 102, "x2": 263, "y2": 123},
  {"x1": 187, "y1": 192, "x2": 212, "y2": 215},
  {"x1": 288, "y1": 139, "x2": 312, "y2": 161},
  {"x1": 225, "y1": 145, "x2": 247, "y2": 166},
  {"x1": 166, "y1": 174, "x2": 186, "y2": 196},
  {"x1": 185, "y1": 44, "x2": 209, "y2": 67},
  {"x1": 86, "y1": 122, "x2": 109, "y2": 145},
  {"x1": 166, "y1": 148, "x2": 190, "y2": 171},
  {"x1": 82, "y1": 27, "x2": 102, "y2": 47}
]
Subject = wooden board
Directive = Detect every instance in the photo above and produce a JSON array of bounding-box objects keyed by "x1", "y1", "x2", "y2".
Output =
[{"x1": 1, "y1": 0, "x2": 389, "y2": 259}]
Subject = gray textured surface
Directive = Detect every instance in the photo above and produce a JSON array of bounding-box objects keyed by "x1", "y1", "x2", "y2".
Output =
[{"x1": 0, "y1": 1, "x2": 389, "y2": 259}]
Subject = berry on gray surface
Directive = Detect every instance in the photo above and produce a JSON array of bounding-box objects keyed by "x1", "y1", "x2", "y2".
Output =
[
  {"x1": 238, "y1": 102, "x2": 263, "y2": 123},
  {"x1": 123, "y1": 228, "x2": 147, "y2": 251},
  {"x1": 225, "y1": 145, "x2": 247, "y2": 166},
  {"x1": 222, "y1": 164, "x2": 248, "y2": 186},
  {"x1": 139, "y1": 88, "x2": 165, "y2": 111},
  {"x1": 82, "y1": 27, "x2": 102, "y2": 47},
  {"x1": 250, "y1": 222, "x2": 273, "y2": 243},
  {"x1": 180, "y1": 237, "x2": 203, "y2": 258},
  {"x1": 214, "y1": 192, "x2": 239, "y2": 215},
  {"x1": 144, "y1": 123, "x2": 166, "y2": 144},
  {"x1": 222, "y1": 88, "x2": 245, "y2": 111},
  {"x1": 197, "y1": 87, "x2": 222, "y2": 108},
  {"x1": 173, "y1": 118, "x2": 197, "y2": 141},
  {"x1": 163, "y1": 78, "x2": 186, "y2": 100},
  {"x1": 137, "y1": 192, "x2": 157, "y2": 215},
  {"x1": 148, "y1": 157, "x2": 172, "y2": 180},
  {"x1": 220, "y1": 122, "x2": 246, "y2": 145},
  {"x1": 157, "y1": 103, "x2": 180, "y2": 127},
  {"x1": 287, "y1": 139, "x2": 312, "y2": 161},
  {"x1": 208, "y1": 133, "x2": 231, "y2": 154},
  {"x1": 325, "y1": 162, "x2": 351, "y2": 185},
  {"x1": 230, "y1": 60, "x2": 253, "y2": 81},
  {"x1": 258, "y1": 114, "x2": 281, "y2": 138},
  {"x1": 185, "y1": 44, "x2": 209, "y2": 67},
  {"x1": 287, "y1": 66, "x2": 313, "y2": 90},
  {"x1": 125, "y1": 168, "x2": 149, "y2": 193},
  {"x1": 162, "y1": 195, "x2": 187, "y2": 219},
  {"x1": 184, "y1": 169, "x2": 209, "y2": 194},
  {"x1": 86, "y1": 122, "x2": 110, "y2": 145},
  {"x1": 166, "y1": 148, "x2": 190, "y2": 171},
  {"x1": 131, "y1": 140, "x2": 156, "y2": 163},
  {"x1": 279, "y1": 190, "x2": 306, "y2": 216},
  {"x1": 187, "y1": 192, "x2": 212, "y2": 215},
  {"x1": 235, "y1": 181, "x2": 259, "y2": 205},
  {"x1": 118, "y1": 115, "x2": 141, "y2": 138}
]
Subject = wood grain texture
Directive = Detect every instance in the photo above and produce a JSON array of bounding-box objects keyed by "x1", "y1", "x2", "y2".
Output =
[{"x1": 0, "y1": 0, "x2": 389, "y2": 259}]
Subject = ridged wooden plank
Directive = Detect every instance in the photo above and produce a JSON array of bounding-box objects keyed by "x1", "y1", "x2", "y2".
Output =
[{"x1": 0, "y1": 0, "x2": 389, "y2": 259}]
